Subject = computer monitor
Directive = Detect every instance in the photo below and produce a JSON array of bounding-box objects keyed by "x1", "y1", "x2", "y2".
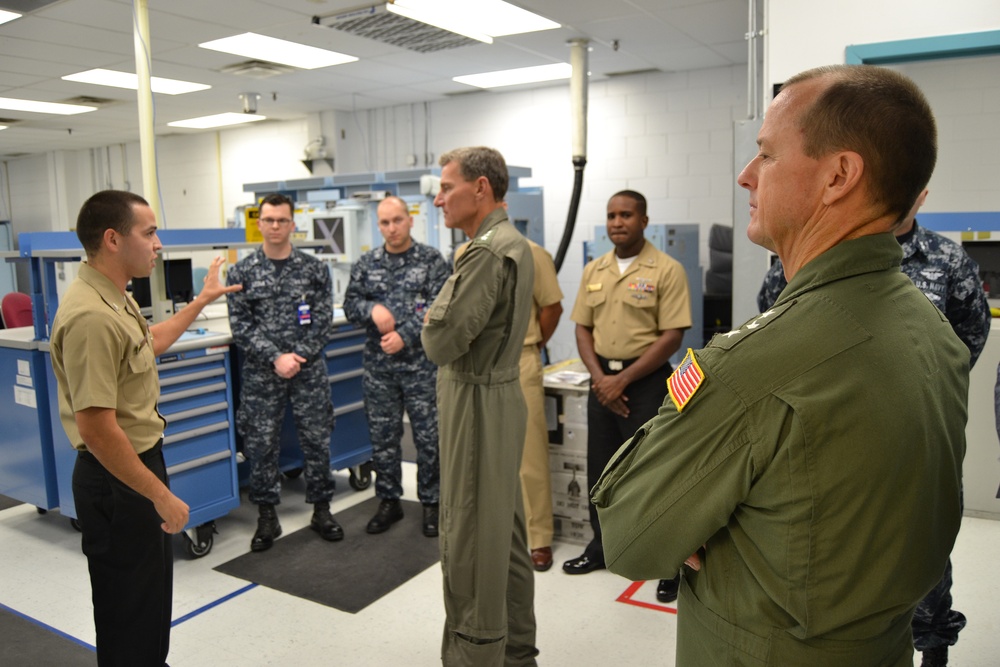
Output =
[{"x1": 129, "y1": 258, "x2": 195, "y2": 308}]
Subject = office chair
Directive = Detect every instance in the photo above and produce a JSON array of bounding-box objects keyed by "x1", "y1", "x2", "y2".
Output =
[{"x1": 1, "y1": 292, "x2": 33, "y2": 328}]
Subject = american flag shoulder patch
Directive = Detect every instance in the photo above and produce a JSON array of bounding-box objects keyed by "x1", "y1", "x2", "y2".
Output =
[{"x1": 667, "y1": 348, "x2": 705, "y2": 412}]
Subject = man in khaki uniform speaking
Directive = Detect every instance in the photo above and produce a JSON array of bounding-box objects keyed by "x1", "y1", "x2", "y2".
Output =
[
  {"x1": 562, "y1": 190, "x2": 691, "y2": 606},
  {"x1": 50, "y1": 190, "x2": 241, "y2": 666},
  {"x1": 422, "y1": 146, "x2": 538, "y2": 666},
  {"x1": 593, "y1": 65, "x2": 968, "y2": 666}
]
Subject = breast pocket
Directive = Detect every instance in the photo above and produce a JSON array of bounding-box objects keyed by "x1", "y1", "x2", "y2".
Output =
[
  {"x1": 402, "y1": 267, "x2": 428, "y2": 293},
  {"x1": 624, "y1": 294, "x2": 656, "y2": 310},
  {"x1": 585, "y1": 290, "x2": 607, "y2": 309},
  {"x1": 125, "y1": 337, "x2": 158, "y2": 406},
  {"x1": 427, "y1": 273, "x2": 460, "y2": 323},
  {"x1": 242, "y1": 281, "x2": 277, "y2": 316}
]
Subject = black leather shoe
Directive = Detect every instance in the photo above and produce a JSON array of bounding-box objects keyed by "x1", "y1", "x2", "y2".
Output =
[
  {"x1": 310, "y1": 502, "x2": 344, "y2": 541},
  {"x1": 367, "y1": 499, "x2": 404, "y2": 534},
  {"x1": 656, "y1": 576, "x2": 679, "y2": 603},
  {"x1": 422, "y1": 504, "x2": 439, "y2": 537},
  {"x1": 562, "y1": 554, "x2": 605, "y2": 574},
  {"x1": 251, "y1": 504, "x2": 281, "y2": 552}
]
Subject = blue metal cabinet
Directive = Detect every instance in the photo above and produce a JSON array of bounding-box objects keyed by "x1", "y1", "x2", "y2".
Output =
[
  {"x1": 324, "y1": 323, "x2": 371, "y2": 483},
  {"x1": 156, "y1": 344, "x2": 240, "y2": 532},
  {"x1": 0, "y1": 334, "x2": 58, "y2": 509}
]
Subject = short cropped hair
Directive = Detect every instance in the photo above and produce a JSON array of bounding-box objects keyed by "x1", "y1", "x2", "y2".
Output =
[
  {"x1": 609, "y1": 190, "x2": 647, "y2": 217},
  {"x1": 378, "y1": 195, "x2": 410, "y2": 215},
  {"x1": 258, "y1": 193, "x2": 294, "y2": 214},
  {"x1": 439, "y1": 147, "x2": 508, "y2": 202},
  {"x1": 784, "y1": 64, "x2": 937, "y2": 223},
  {"x1": 76, "y1": 190, "x2": 149, "y2": 257}
]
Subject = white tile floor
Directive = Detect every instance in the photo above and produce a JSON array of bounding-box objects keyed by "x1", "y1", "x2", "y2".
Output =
[{"x1": 1, "y1": 462, "x2": 998, "y2": 666}]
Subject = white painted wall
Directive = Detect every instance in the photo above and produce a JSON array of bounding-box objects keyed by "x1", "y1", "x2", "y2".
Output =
[
  {"x1": 4, "y1": 64, "x2": 746, "y2": 361},
  {"x1": 766, "y1": 0, "x2": 1000, "y2": 86},
  {"x1": 764, "y1": 0, "x2": 1000, "y2": 218},
  {"x1": 890, "y1": 55, "x2": 1000, "y2": 215}
]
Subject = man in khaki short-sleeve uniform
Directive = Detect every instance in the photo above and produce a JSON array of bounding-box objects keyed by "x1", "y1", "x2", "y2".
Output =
[
  {"x1": 562, "y1": 190, "x2": 690, "y2": 607},
  {"x1": 50, "y1": 190, "x2": 241, "y2": 666}
]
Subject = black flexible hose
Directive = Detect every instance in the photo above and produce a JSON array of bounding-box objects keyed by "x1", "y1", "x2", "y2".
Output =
[{"x1": 554, "y1": 156, "x2": 587, "y2": 273}]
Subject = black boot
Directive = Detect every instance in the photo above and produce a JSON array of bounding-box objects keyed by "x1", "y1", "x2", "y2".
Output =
[
  {"x1": 921, "y1": 645, "x2": 948, "y2": 667},
  {"x1": 251, "y1": 503, "x2": 281, "y2": 552},
  {"x1": 366, "y1": 499, "x2": 404, "y2": 534},
  {"x1": 311, "y1": 502, "x2": 344, "y2": 541},
  {"x1": 422, "y1": 503, "x2": 439, "y2": 537}
]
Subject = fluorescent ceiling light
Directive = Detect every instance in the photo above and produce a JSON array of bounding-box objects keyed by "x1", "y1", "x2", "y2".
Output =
[
  {"x1": 0, "y1": 125, "x2": 7, "y2": 131},
  {"x1": 0, "y1": 96, "x2": 95, "y2": 115},
  {"x1": 168, "y1": 113, "x2": 267, "y2": 130},
  {"x1": 62, "y1": 69, "x2": 210, "y2": 95},
  {"x1": 454, "y1": 63, "x2": 572, "y2": 89},
  {"x1": 390, "y1": 0, "x2": 558, "y2": 38},
  {"x1": 0, "y1": 10, "x2": 21, "y2": 26},
  {"x1": 386, "y1": 2, "x2": 491, "y2": 44},
  {"x1": 199, "y1": 33, "x2": 357, "y2": 70}
]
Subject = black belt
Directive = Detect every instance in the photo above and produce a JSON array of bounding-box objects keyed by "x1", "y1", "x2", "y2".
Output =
[
  {"x1": 78, "y1": 438, "x2": 163, "y2": 464},
  {"x1": 597, "y1": 355, "x2": 639, "y2": 374}
]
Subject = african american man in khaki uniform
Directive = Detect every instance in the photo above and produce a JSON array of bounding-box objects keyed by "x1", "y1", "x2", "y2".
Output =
[{"x1": 563, "y1": 190, "x2": 690, "y2": 607}]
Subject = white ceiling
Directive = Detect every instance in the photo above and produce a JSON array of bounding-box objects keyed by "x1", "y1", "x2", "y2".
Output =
[{"x1": 0, "y1": 0, "x2": 750, "y2": 159}]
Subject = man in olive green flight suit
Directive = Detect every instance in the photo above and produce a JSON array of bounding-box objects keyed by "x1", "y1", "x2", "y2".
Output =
[
  {"x1": 422, "y1": 147, "x2": 538, "y2": 666},
  {"x1": 593, "y1": 66, "x2": 968, "y2": 666}
]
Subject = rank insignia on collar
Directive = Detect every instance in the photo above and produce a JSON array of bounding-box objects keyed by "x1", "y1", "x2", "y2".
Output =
[
  {"x1": 474, "y1": 228, "x2": 496, "y2": 245},
  {"x1": 710, "y1": 300, "x2": 794, "y2": 350},
  {"x1": 667, "y1": 348, "x2": 704, "y2": 412}
]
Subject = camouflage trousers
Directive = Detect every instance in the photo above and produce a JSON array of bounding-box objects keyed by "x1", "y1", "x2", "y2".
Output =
[
  {"x1": 912, "y1": 485, "x2": 967, "y2": 651},
  {"x1": 237, "y1": 359, "x2": 336, "y2": 506},
  {"x1": 362, "y1": 360, "x2": 439, "y2": 504},
  {"x1": 912, "y1": 557, "x2": 966, "y2": 650}
]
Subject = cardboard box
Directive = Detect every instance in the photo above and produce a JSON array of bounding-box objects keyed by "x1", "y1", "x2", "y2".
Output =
[
  {"x1": 553, "y1": 516, "x2": 594, "y2": 545},
  {"x1": 562, "y1": 394, "x2": 589, "y2": 427},
  {"x1": 549, "y1": 422, "x2": 587, "y2": 455},
  {"x1": 551, "y1": 470, "x2": 589, "y2": 521},
  {"x1": 550, "y1": 448, "x2": 586, "y2": 477},
  {"x1": 553, "y1": 494, "x2": 590, "y2": 522}
]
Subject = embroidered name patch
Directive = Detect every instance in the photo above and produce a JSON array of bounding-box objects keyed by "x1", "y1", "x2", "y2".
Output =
[{"x1": 667, "y1": 348, "x2": 705, "y2": 412}]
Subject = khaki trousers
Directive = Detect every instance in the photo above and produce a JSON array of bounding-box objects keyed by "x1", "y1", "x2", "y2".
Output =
[{"x1": 518, "y1": 345, "x2": 553, "y2": 550}]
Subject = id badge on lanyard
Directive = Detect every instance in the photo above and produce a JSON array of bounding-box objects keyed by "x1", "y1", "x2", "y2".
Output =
[{"x1": 298, "y1": 294, "x2": 311, "y2": 326}]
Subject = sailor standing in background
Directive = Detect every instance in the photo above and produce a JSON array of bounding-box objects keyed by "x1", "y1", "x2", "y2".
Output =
[
  {"x1": 344, "y1": 195, "x2": 450, "y2": 537},
  {"x1": 563, "y1": 190, "x2": 691, "y2": 607},
  {"x1": 227, "y1": 193, "x2": 343, "y2": 552}
]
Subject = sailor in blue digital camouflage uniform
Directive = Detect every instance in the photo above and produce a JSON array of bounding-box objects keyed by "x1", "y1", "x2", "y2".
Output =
[
  {"x1": 758, "y1": 189, "x2": 989, "y2": 667},
  {"x1": 344, "y1": 195, "x2": 450, "y2": 537},
  {"x1": 227, "y1": 193, "x2": 343, "y2": 553}
]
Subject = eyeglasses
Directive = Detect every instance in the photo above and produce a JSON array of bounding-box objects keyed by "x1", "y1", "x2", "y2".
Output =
[{"x1": 260, "y1": 217, "x2": 293, "y2": 226}]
